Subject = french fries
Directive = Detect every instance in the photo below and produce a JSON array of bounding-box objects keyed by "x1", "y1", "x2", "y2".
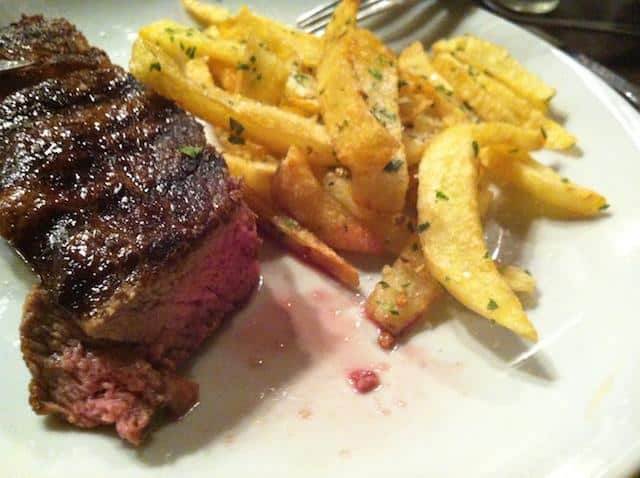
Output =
[
  {"x1": 431, "y1": 52, "x2": 575, "y2": 149},
  {"x1": 273, "y1": 146, "x2": 385, "y2": 254},
  {"x1": 432, "y1": 35, "x2": 555, "y2": 109},
  {"x1": 130, "y1": 38, "x2": 336, "y2": 165},
  {"x1": 182, "y1": 0, "x2": 231, "y2": 25},
  {"x1": 501, "y1": 265, "x2": 537, "y2": 295},
  {"x1": 398, "y1": 42, "x2": 474, "y2": 126},
  {"x1": 366, "y1": 239, "x2": 442, "y2": 335},
  {"x1": 417, "y1": 124, "x2": 539, "y2": 341},
  {"x1": 318, "y1": 26, "x2": 408, "y2": 213},
  {"x1": 139, "y1": 20, "x2": 244, "y2": 67},
  {"x1": 482, "y1": 147, "x2": 608, "y2": 217},
  {"x1": 217, "y1": 7, "x2": 322, "y2": 68},
  {"x1": 265, "y1": 215, "x2": 360, "y2": 289},
  {"x1": 130, "y1": 0, "x2": 608, "y2": 348}
]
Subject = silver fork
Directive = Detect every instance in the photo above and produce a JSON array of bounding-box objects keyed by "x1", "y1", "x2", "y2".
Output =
[
  {"x1": 296, "y1": 0, "x2": 407, "y2": 33},
  {"x1": 0, "y1": 59, "x2": 35, "y2": 73}
]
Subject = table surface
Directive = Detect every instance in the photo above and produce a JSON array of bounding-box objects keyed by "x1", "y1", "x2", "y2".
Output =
[{"x1": 482, "y1": 0, "x2": 640, "y2": 87}]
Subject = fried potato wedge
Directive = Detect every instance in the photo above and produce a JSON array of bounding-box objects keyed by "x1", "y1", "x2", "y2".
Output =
[
  {"x1": 266, "y1": 216, "x2": 360, "y2": 289},
  {"x1": 398, "y1": 42, "x2": 474, "y2": 126},
  {"x1": 318, "y1": 28, "x2": 408, "y2": 213},
  {"x1": 130, "y1": 38, "x2": 336, "y2": 165},
  {"x1": 432, "y1": 52, "x2": 575, "y2": 149},
  {"x1": 139, "y1": 20, "x2": 243, "y2": 67},
  {"x1": 184, "y1": 56, "x2": 216, "y2": 89},
  {"x1": 433, "y1": 36, "x2": 555, "y2": 109},
  {"x1": 322, "y1": 171, "x2": 412, "y2": 254},
  {"x1": 324, "y1": 0, "x2": 359, "y2": 42},
  {"x1": 501, "y1": 265, "x2": 536, "y2": 295},
  {"x1": 417, "y1": 124, "x2": 538, "y2": 341},
  {"x1": 483, "y1": 147, "x2": 608, "y2": 217},
  {"x1": 366, "y1": 239, "x2": 442, "y2": 335},
  {"x1": 272, "y1": 146, "x2": 384, "y2": 254},
  {"x1": 182, "y1": 0, "x2": 231, "y2": 25},
  {"x1": 236, "y1": 37, "x2": 289, "y2": 105},
  {"x1": 218, "y1": 7, "x2": 322, "y2": 68},
  {"x1": 223, "y1": 153, "x2": 277, "y2": 204},
  {"x1": 281, "y1": 68, "x2": 321, "y2": 117}
]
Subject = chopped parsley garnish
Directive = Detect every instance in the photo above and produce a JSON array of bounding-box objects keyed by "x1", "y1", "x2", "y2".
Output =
[
  {"x1": 561, "y1": 177, "x2": 569, "y2": 183},
  {"x1": 149, "y1": 62, "x2": 162, "y2": 72},
  {"x1": 436, "y1": 84, "x2": 453, "y2": 96},
  {"x1": 540, "y1": 127, "x2": 548, "y2": 139},
  {"x1": 185, "y1": 46, "x2": 196, "y2": 59},
  {"x1": 525, "y1": 269, "x2": 532, "y2": 276},
  {"x1": 379, "y1": 281, "x2": 390, "y2": 289},
  {"x1": 370, "y1": 105, "x2": 397, "y2": 125},
  {"x1": 398, "y1": 79, "x2": 408, "y2": 88},
  {"x1": 228, "y1": 117, "x2": 245, "y2": 144},
  {"x1": 401, "y1": 282, "x2": 411, "y2": 288},
  {"x1": 293, "y1": 71, "x2": 309, "y2": 85},
  {"x1": 599, "y1": 203, "x2": 610, "y2": 211},
  {"x1": 461, "y1": 100, "x2": 476, "y2": 114},
  {"x1": 178, "y1": 145, "x2": 203, "y2": 158},
  {"x1": 472, "y1": 140, "x2": 479, "y2": 157},
  {"x1": 337, "y1": 119, "x2": 349, "y2": 132},
  {"x1": 383, "y1": 159, "x2": 404, "y2": 173},
  {"x1": 435, "y1": 190, "x2": 449, "y2": 201},
  {"x1": 282, "y1": 216, "x2": 300, "y2": 229},
  {"x1": 483, "y1": 251, "x2": 490, "y2": 259},
  {"x1": 416, "y1": 222, "x2": 430, "y2": 233},
  {"x1": 250, "y1": 55, "x2": 256, "y2": 63},
  {"x1": 237, "y1": 63, "x2": 250, "y2": 70},
  {"x1": 368, "y1": 68, "x2": 383, "y2": 81},
  {"x1": 487, "y1": 299, "x2": 499, "y2": 311}
]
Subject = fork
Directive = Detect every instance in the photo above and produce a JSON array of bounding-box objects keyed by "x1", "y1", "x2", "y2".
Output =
[
  {"x1": 296, "y1": 0, "x2": 407, "y2": 33},
  {"x1": 297, "y1": 0, "x2": 640, "y2": 37},
  {"x1": 0, "y1": 59, "x2": 35, "y2": 73}
]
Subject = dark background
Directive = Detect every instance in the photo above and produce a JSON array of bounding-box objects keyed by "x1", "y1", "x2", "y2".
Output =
[{"x1": 489, "y1": 1, "x2": 640, "y2": 86}]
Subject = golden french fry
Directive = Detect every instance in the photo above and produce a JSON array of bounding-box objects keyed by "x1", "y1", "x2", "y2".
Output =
[
  {"x1": 432, "y1": 36, "x2": 555, "y2": 109},
  {"x1": 184, "y1": 56, "x2": 216, "y2": 89},
  {"x1": 500, "y1": 265, "x2": 536, "y2": 295},
  {"x1": 280, "y1": 68, "x2": 321, "y2": 117},
  {"x1": 139, "y1": 20, "x2": 244, "y2": 67},
  {"x1": 265, "y1": 215, "x2": 360, "y2": 289},
  {"x1": 483, "y1": 147, "x2": 608, "y2": 217},
  {"x1": 322, "y1": 171, "x2": 412, "y2": 254},
  {"x1": 217, "y1": 7, "x2": 322, "y2": 68},
  {"x1": 236, "y1": 37, "x2": 289, "y2": 105},
  {"x1": 318, "y1": 28, "x2": 408, "y2": 213},
  {"x1": 366, "y1": 239, "x2": 442, "y2": 335},
  {"x1": 272, "y1": 146, "x2": 385, "y2": 254},
  {"x1": 398, "y1": 42, "x2": 474, "y2": 126},
  {"x1": 324, "y1": 0, "x2": 359, "y2": 42},
  {"x1": 130, "y1": 38, "x2": 336, "y2": 166},
  {"x1": 432, "y1": 52, "x2": 575, "y2": 149},
  {"x1": 403, "y1": 111, "x2": 445, "y2": 167},
  {"x1": 417, "y1": 124, "x2": 538, "y2": 341},
  {"x1": 182, "y1": 0, "x2": 231, "y2": 25},
  {"x1": 223, "y1": 153, "x2": 277, "y2": 204}
]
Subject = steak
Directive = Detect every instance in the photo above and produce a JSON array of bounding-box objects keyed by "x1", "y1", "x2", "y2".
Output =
[{"x1": 0, "y1": 15, "x2": 261, "y2": 444}]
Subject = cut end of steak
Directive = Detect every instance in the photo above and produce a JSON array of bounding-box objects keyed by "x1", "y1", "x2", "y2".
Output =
[
  {"x1": 22, "y1": 288, "x2": 199, "y2": 445},
  {"x1": 1, "y1": 15, "x2": 262, "y2": 444}
]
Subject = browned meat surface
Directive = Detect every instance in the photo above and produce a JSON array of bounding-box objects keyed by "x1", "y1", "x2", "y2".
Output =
[{"x1": 0, "y1": 15, "x2": 261, "y2": 444}]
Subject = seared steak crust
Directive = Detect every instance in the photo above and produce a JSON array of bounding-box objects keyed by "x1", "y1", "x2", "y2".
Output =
[
  {"x1": 0, "y1": 16, "x2": 239, "y2": 317},
  {"x1": 1, "y1": 15, "x2": 261, "y2": 443}
]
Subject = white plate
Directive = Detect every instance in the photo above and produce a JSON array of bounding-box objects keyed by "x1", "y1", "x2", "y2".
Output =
[{"x1": 1, "y1": 1, "x2": 640, "y2": 477}]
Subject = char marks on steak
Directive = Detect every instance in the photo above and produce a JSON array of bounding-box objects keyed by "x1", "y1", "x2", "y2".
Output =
[{"x1": 0, "y1": 15, "x2": 260, "y2": 444}]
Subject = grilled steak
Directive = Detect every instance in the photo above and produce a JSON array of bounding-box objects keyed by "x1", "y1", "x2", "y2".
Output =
[{"x1": 0, "y1": 15, "x2": 260, "y2": 444}]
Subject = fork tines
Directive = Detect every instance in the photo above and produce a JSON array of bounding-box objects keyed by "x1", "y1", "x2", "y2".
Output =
[{"x1": 296, "y1": 0, "x2": 395, "y2": 33}]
